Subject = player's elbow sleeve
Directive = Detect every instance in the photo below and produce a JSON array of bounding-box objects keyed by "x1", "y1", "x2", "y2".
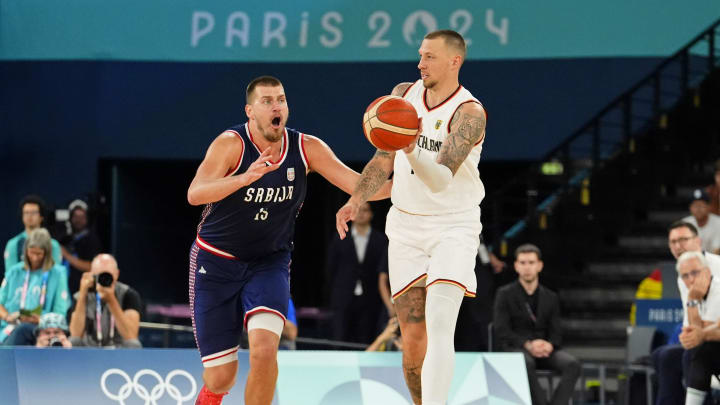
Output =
[
  {"x1": 419, "y1": 163, "x2": 453, "y2": 193},
  {"x1": 426, "y1": 168, "x2": 453, "y2": 193},
  {"x1": 405, "y1": 150, "x2": 453, "y2": 193}
]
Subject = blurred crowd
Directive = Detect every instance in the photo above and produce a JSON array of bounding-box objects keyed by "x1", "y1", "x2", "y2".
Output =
[
  {"x1": 1, "y1": 195, "x2": 142, "y2": 349},
  {"x1": 4, "y1": 157, "x2": 719, "y2": 404}
]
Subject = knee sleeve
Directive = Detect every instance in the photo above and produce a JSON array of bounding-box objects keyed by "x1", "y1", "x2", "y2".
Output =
[
  {"x1": 422, "y1": 283, "x2": 465, "y2": 404},
  {"x1": 247, "y1": 312, "x2": 284, "y2": 338}
]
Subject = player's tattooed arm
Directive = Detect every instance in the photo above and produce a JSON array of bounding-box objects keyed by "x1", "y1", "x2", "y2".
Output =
[
  {"x1": 336, "y1": 149, "x2": 394, "y2": 238},
  {"x1": 354, "y1": 149, "x2": 395, "y2": 203},
  {"x1": 437, "y1": 102, "x2": 486, "y2": 174},
  {"x1": 391, "y1": 82, "x2": 414, "y2": 97}
]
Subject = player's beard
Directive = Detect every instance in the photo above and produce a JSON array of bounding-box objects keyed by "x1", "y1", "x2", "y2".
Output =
[
  {"x1": 258, "y1": 114, "x2": 288, "y2": 142},
  {"x1": 422, "y1": 77, "x2": 437, "y2": 89}
]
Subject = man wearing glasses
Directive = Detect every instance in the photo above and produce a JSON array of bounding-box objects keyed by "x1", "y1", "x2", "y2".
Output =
[
  {"x1": 3, "y1": 195, "x2": 62, "y2": 280},
  {"x1": 675, "y1": 251, "x2": 720, "y2": 405},
  {"x1": 653, "y1": 221, "x2": 720, "y2": 405}
]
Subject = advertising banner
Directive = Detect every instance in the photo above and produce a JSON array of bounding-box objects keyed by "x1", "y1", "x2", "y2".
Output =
[
  {"x1": 2, "y1": 347, "x2": 530, "y2": 405},
  {"x1": 1, "y1": 1, "x2": 718, "y2": 61},
  {"x1": 635, "y1": 298, "x2": 683, "y2": 340}
]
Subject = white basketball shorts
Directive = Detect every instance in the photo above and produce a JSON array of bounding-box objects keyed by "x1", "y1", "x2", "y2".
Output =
[{"x1": 385, "y1": 205, "x2": 481, "y2": 300}]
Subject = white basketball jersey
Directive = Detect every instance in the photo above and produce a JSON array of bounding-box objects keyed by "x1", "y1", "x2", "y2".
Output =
[{"x1": 392, "y1": 80, "x2": 485, "y2": 215}]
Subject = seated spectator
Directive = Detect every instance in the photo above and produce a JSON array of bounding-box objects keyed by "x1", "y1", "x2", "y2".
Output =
[
  {"x1": 682, "y1": 189, "x2": 720, "y2": 254},
  {"x1": 68, "y1": 254, "x2": 142, "y2": 348},
  {"x1": 34, "y1": 312, "x2": 72, "y2": 348},
  {"x1": 675, "y1": 252, "x2": 720, "y2": 405},
  {"x1": 705, "y1": 158, "x2": 720, "y2": 215},
  {"x1": 653, "y1": 221, "x2": 720, "y2": 405},
  {"x1": 366, "y1": 316, "x2": 403, "y2": 352},
  {"x1": 4, "y1": 195, "x2": 63, "y2": 279},
  {"x1": 493, "y1": 244, "x2": 580, "y2": 405},
  {"x1": 59, "y1": 199, "x2": 102, "y2": 294},
  {"x1": 0, "y1": 228, "x2": 71, "y2": 345}
]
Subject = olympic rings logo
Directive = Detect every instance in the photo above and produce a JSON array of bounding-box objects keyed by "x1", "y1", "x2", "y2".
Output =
[{"x1": 100, "y1": 368, "x2": 197, "y2": 405}]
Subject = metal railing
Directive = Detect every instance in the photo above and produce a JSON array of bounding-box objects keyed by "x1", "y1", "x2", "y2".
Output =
[
  {"x1": 139, "y1": 321, "x2": 368, "y2": 350},
  {"x1": 486, "y1": 18, "x2": 720, "y2": 254}
]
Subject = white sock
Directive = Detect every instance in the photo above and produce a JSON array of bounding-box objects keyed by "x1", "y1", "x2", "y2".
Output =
[
  {"x1": 685, "y1": 387, "x2": 707, "y2": 405},
  {"x1": 421, "y1": 283, "x2": 465, "y2": 405}
]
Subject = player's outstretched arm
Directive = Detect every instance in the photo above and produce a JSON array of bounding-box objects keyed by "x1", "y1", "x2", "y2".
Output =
[
  {"x1": 187, "y1": 132, "x2": 278, "y2": 205},
  {"x1": 303, "y1": 135, "x2": 392, "y2": 200},
  {"x1": 403, "y1": 102, "x2": 486, "y2": 193},
  {"x1": 335, "y1": 149, "x2": 395, "y2": 239},
  {"x1": 334, "y1": 82, "x2": 412, "y2": 238}
]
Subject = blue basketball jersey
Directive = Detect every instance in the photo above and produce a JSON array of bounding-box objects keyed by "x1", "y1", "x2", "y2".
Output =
[{"x1": 196, "y1": 123, "x2": 308, "y2": 261}]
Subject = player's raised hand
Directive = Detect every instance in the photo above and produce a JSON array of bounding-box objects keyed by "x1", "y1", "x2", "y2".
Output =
[
  {"x1": 243, "y1": 148, "x2": 279, "y2": 185},
  {"x1": 336, "y1": 200, "x2": 360, "y2": 239}
]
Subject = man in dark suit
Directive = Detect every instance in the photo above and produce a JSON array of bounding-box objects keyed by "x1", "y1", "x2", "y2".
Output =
[
  {"x1": 326, "y1": 202, "x2": 388, "y2": 344},
  {"x1": 493, "y1": 244, "x2": 580, "y2": 405}
]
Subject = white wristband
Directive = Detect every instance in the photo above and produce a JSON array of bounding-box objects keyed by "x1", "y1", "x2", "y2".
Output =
[{"x1": 404, "y1": 148, "x2": 453, "y2": 193}]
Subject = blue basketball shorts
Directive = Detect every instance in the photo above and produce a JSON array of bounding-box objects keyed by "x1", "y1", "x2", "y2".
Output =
[{"x1": 189, "y1": 242, "x2": 290, "y2": 367}]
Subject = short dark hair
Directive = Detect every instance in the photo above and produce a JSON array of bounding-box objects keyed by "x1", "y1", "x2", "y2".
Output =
[
  {"x1": 514, "y1": 243, "x2": 542, "y2": 260},
  {"x1": 424, "y1": 30, "x2": 466, "y2": 60},
  {"x1": 246, "y1": 75, "x2": 283, "y2": 104},
  {"x1": 668, "y1": 220, "x2": 698, "y2": 236},
  {"x1": 19, "y1": 194, "x2": 46, "y2": 219}
]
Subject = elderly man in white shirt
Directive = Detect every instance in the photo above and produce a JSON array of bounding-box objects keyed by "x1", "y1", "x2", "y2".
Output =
[{"x1": 675, "y1": 251, "x2": 720, "y2": 405}]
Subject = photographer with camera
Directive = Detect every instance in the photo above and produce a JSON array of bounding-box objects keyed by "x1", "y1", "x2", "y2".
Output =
[
  {"x1": 68, "y1": 254, "x2": 142, "y2": 348},
  {"x1": 35, "y1": 312, "x2": 72, "y2": 348}
]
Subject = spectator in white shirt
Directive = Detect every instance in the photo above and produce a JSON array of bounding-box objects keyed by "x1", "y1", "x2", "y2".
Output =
[
  {"x1": 682, "y1": 189, "x2": 720, "y2": 254},
  {"x1": 675, "y1": 251, "x2": 720, "y2": 405}
]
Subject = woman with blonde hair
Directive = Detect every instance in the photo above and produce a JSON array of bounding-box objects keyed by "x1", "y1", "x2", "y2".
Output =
[{"x1": 0, "y1": 228, "x2": 71, "y2": 345}]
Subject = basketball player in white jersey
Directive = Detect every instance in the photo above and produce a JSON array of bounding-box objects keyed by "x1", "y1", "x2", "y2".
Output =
[{"x1": 336, "y1": 30, "x2": 487, "y2": 405}]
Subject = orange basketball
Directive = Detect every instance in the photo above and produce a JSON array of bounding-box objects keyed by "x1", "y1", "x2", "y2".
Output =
[{"x1": 362, "y1": 95, "x2": 419, "y2": 151}]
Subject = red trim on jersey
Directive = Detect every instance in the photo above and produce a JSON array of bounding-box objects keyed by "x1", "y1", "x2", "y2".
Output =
[
  {"x1": 224, "y1": 130, "x2": 245, "y2": 177},
  {"x1": 392, "y1": 274, "x2": 428, "y2": 300},
  {"x1": 246, "y1": 125, "x2": 288, "y2": 165},
  {"x1": 426, "y1": 278, "x2": 477, "y2": 297},
  {"x1": 243, "y1": 307, "x2": 287, "y2": 329},
  {"x1": 195, "y1": 235, "x2": 236, "y2": 259},
  {"x1": 401, "y1": 81, "x2": 418, "y2": 98},
  {"x1": 423, "y1": 85, "x2": 462, "y2": 112},
  {"x1": 446, "y1": 100, "x2": 486, "y2": 146},
  {"x1": 202, "y1": 347, "x2": 239, "y2": 363},
  {"x1": 299, "y1": 134, "x2": 310, "y2": 172}
]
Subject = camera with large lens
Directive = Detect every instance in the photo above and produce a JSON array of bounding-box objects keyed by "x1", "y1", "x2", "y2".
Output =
[
  {"x1": 48, "y1": 337, "x2": 64, "y2": 347},
  {"x1": 88, "y1": 271, "x2": 114, "y2": 292}
]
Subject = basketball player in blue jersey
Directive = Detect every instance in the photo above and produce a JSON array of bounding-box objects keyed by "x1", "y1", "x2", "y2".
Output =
[
  {"x1": 337, "y1": 30, "x2": 488, "y2": 405},
  {"x1": 187, "y1": 76, "x2": 392, "y2": 405}
]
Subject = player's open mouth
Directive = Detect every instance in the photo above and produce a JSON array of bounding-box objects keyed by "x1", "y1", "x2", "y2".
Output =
[{"x1": 271, "y1": 117, "x2": 281, "y2": 128}]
